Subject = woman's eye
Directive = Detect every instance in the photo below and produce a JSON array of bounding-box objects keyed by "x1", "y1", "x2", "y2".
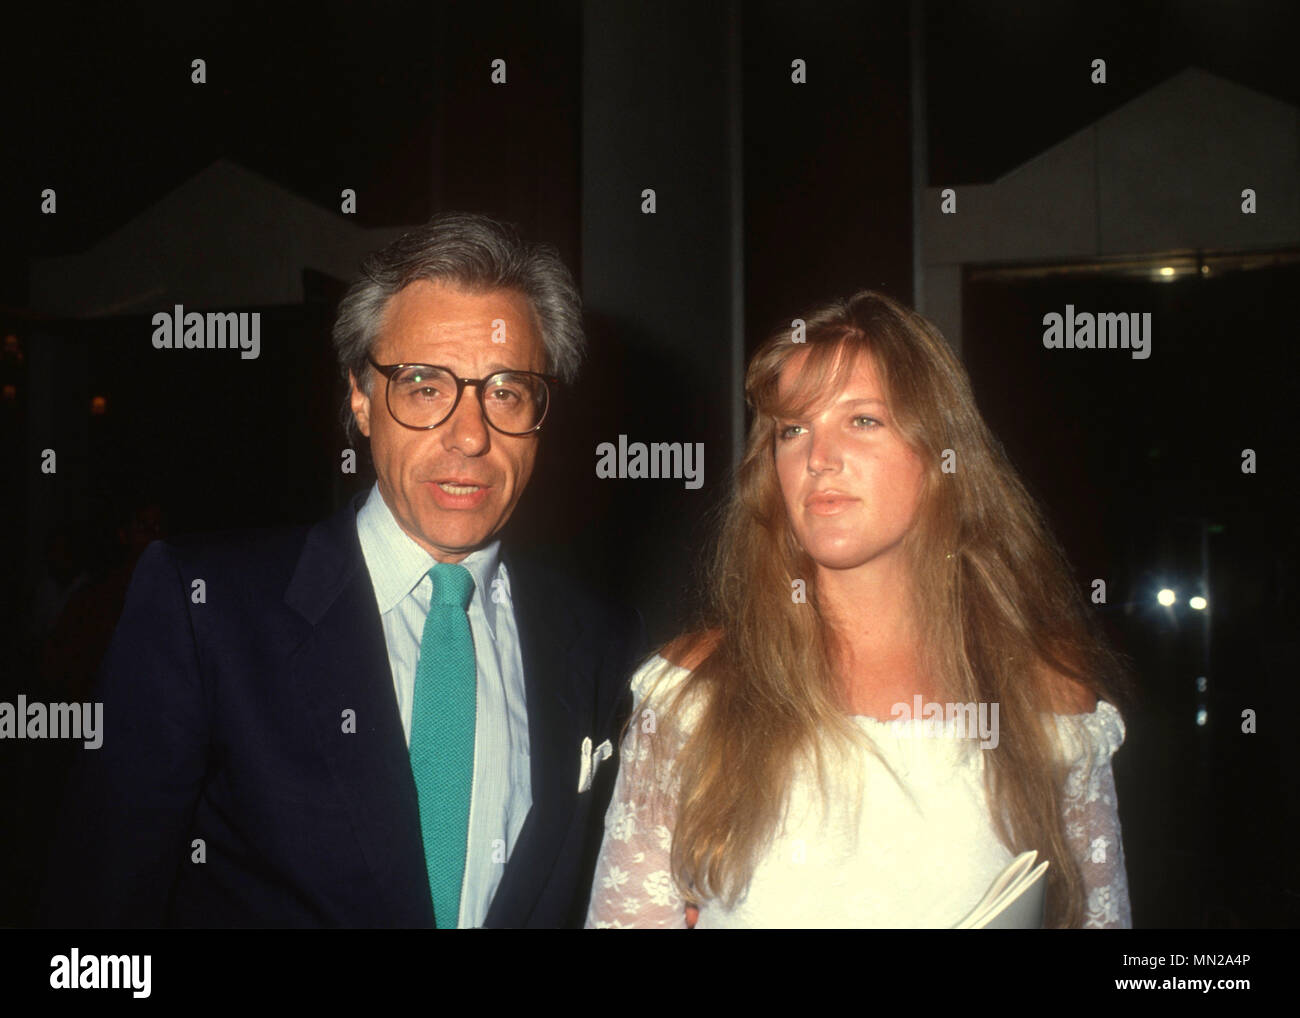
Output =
[
  {"x1": 853, "y1": 415, "x2": 882, "y2": 428},
  {"x1": 778, "y1": 423, "x2": 805, "y2": 440}
]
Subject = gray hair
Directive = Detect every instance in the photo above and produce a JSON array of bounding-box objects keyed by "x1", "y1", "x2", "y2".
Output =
[{"x1": 331, "y1": 211, "x2": 584, "y2": 447}]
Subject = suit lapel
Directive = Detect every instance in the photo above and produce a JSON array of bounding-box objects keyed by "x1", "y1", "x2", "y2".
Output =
[
  {"x1": 482, "y1": 548, "x2": 583, "y2": 927},
  {"x1": 284, "y1": 491, "x2": 435, "y2": 927},
  {"x1": 280, "y1": 496, "x2": 588, "y2": 928}
]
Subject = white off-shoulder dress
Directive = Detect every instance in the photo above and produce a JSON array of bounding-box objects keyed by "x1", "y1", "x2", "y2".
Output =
[{"x1": 586, "y1": 654, "x2": 1132, "y2": 929}]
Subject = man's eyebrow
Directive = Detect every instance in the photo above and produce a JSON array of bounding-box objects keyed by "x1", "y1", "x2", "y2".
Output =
[{"x1": 390, "y1": 362, "x2": 531, "y2": 375}]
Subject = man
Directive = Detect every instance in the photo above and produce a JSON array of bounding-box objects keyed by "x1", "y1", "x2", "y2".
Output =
[{"x1": 41, "y1": 213, "x2": 643, "y2": 928}]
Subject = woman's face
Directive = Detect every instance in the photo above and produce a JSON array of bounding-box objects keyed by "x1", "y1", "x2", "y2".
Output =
[{"x1": 774, "y1": 348, "x2": 926, "y2": 573}]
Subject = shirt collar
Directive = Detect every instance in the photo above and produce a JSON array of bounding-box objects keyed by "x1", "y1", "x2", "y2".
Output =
[{"x1": 356, "y1": 481, "x2": 504, "y2": 636}]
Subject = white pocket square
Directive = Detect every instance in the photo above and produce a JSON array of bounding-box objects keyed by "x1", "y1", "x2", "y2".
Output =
[{"x1": 577, "y1": 736, "x2": 614, "y2": 793}]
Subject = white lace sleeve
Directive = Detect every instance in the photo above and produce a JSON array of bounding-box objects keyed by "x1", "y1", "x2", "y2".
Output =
[
  {"x1": 585, "y1": 657, "x2": 691, "y2": 929},
  {"x1": 1055, "y1": 701, "x2": 1133, "y2": 928}
]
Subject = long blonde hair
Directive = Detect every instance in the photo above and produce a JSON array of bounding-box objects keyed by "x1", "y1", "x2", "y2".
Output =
[{"x1": 652, "y1": 290, "x2": 1130, "y2": 928}]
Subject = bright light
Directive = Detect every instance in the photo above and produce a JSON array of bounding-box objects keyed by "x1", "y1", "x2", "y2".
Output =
[
  {"x1": 1196, "y1": 676, "x2": 1207, "y2": 692},
  {"x1": 1189, "y1": 595, "x2": 1207, "y2": 610},
  {"x1": 1157, "y1": 588, "x2": 1176, "y2": 606},
  {"x1": 1159, "y1": 266, "x2": 1176, "y2": 277},
  {"x1": 1196, "y1": 708, "x2": 1208, "y2": 727}
]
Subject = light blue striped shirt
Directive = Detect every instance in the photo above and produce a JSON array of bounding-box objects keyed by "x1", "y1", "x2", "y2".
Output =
[{"x1": 355, "y1": 482, "x2": 531, "y2": 928}]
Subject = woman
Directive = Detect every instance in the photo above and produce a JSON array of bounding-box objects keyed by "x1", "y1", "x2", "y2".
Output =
[{"x1": 586, "y1": 290, "x2": 1133, "y2": 928}]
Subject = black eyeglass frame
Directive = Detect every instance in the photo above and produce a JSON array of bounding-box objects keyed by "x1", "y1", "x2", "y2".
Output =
[{"x1": 366, "y1": 355, "x2": 559, "y2": 435}]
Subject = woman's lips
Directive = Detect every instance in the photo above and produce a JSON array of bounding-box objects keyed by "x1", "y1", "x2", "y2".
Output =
[{"x1": 805, "y1": 492, "x2": 858, "y2": 516}]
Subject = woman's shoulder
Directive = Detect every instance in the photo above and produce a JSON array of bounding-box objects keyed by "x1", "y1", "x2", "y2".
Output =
[
  {"x1": 1045, "y1": 671, "x2": 1097, "y2": 715},
  {"x1": 1048, "y1": 697, "x2": 1126, "y2": 767},
  {"x1": 1036, "y1": 664, "x2": 1125, "y2": 763},
  {"x1": 661, "y1": 628, "x2": 723, "y2": 671},
  {"x1": 627, "y1": 629, "x2": 722, "y2": 715}
]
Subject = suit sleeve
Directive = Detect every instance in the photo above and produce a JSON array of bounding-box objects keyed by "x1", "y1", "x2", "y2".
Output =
[{"x1": 40, "y1": 540, "x2": 211, "y2": 928}]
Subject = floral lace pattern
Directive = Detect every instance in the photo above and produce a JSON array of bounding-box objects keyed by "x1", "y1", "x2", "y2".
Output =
[
  {"x1": 1053, "y1": 704, "x2": 1133, "y2": 928},
  {"x1": 586, "y1": 655, "x2": 1132, "y2": 929}
]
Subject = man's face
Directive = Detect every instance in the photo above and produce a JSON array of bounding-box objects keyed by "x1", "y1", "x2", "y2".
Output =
[{"x1": 349, "y1": 279, "x2": 547, "y2": 563}]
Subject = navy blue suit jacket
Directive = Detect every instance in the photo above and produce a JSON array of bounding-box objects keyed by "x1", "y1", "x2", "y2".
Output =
[{"x1": 41, "y1": 491, "x2": 642, "y2": 928}]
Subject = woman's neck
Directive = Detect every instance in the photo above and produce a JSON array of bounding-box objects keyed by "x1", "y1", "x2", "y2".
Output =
[{"x1": 818, "y1": 558, "x2": 931, "y2": 716}]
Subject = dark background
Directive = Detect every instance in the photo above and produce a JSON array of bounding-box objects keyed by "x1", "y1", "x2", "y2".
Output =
[{"x1": 2, "y1": 0, "x2": 1297, "y2": 928}]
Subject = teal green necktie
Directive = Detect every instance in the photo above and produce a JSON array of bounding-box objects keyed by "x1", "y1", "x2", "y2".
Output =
[{"x1": 410, "y1": 562, "x2": 477, "y2": 929}]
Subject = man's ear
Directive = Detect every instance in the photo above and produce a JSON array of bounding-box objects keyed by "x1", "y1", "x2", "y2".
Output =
[{"x1": 348, "y1": 370, "x2": 372, "y2": 438}]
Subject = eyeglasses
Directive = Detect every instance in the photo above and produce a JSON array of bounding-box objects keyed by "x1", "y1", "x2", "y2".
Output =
[{"x1": 366, "y1": 356, "x2": 558, "y2": 435}]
